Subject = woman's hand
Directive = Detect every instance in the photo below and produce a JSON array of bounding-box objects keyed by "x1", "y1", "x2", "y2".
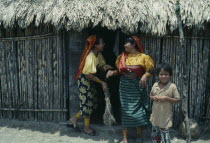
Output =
[
  {"x1": 139, "y1": 74, "x2": 147, "y2": 87},
  {"x1": 106, "y1": 70, "x2": 117, "y2": 78},
  {"x1": 101, "y1": 81, "x2": 108, "y2": 91},
  {"x1": 103, "y1": 65, "x2": 113, "y2": 71}
]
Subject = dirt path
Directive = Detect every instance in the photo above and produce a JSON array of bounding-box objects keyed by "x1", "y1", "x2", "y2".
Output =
[{"x1": 0, "y1": 119, "x2": 209, "y2": 143}]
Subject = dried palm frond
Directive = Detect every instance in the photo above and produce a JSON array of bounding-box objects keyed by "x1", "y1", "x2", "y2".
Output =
[
  {"x1": 1, "y1": 0, "x2": 210, "y2": 35},
  {"x1": 103, "y1": 88, "x2": 116, "y2": 126}
]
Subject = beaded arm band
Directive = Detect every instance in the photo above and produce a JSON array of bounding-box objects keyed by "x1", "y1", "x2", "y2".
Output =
[{"x1": 144, "y1": 72, "x2": 151, "y2": 78}]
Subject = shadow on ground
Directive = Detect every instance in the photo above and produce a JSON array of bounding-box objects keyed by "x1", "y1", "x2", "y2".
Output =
[{"x1": 0, "y1": 119, "x2": 209, "y2": 143}]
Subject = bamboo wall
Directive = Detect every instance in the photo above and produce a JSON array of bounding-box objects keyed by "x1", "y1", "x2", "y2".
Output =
[
  {"x1": 66, "y1": 31, "x2": 88, "y2": 117},
  {"x1": 0, "y1": 26, "x2": 209, "y2": 125},
  {"x1": 0, "y1": 25, "x2": 69, "y2": 122},
  {"x1": 140, "y1": 35, "x2": 210, "y2": 126}
]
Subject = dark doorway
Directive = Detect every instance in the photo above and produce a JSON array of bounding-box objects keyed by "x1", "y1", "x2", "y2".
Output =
[{"x1": 87, "y1": 27, "x2": 121, "y2": 124}]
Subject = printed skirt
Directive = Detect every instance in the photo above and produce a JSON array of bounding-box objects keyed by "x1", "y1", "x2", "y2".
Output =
[{"x1": 78, "y1": 74, "x2": 97, "y2": 117}]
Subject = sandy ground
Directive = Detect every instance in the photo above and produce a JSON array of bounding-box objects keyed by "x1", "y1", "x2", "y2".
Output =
[{"x1": 0, "y1": 119, "x2": 209, "y2": 143}]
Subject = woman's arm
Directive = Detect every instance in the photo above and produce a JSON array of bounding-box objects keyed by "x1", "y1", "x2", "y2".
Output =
[
  {"x1": 139, "y1": 55, "x2": 153, "y2": 87},
  {"x1": 86, "y1": 74, "x2": 102, "y2": 83},
  {"x1": 106, "y1": 69, "x2": 119, "y2": 78},
  {"x1": 85, "y1": 74, "x2": 108, "y2": 90},
  {"x1": 144, "y1": 72, "x2": 151, "y2": 78},
  {"x1": 97, "y1": 65, "x2": 113, "y2": 72}
]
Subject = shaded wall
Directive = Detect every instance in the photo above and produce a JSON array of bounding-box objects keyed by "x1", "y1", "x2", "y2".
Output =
[
  {"x1": 0, "y1": 25, "x2": 69, "y2": 122},
  {"x1": 0, "y1": 25, "x2": 209, "y2": 126},
  {"x1": 140, "y1": 34, "x2": 210, "y2": 126},
  {"x1": 66, "y1": 31, "x2": 88, "y2": 117}
]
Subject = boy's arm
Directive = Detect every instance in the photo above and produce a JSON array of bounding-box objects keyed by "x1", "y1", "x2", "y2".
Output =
[
  {"x1": 150, "y1": 94, "x2": 158, "y2": 101},
  {"x1": 170, "y1": 85, "x2": 180, "y2": 104},
  {"x1": 157, "y1": 96, "x2": 179, "y2": 103},
  {"x1": 150, "y1": 84, "x2": 158, "y2": 101},
  {"x1": 165, "y1": 96, "x2": 179, "y2": 103},
  {"x1": 158, "y1": 85, "x2": 180, "y2": 103}
]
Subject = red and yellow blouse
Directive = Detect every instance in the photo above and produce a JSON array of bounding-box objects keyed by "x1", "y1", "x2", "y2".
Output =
[{"x1": 116, "y1": 53, "x2": 154, "y2": 77}]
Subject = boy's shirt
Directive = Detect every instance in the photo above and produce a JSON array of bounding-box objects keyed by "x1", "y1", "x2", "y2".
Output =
[{"x1": 150, "y1": 82, "x2": 180, "y2": 129}]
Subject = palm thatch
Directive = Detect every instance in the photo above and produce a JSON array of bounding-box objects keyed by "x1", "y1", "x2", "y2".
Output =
[{"x1": 0, "y1": 0, "x2": 210, "y2": 35}]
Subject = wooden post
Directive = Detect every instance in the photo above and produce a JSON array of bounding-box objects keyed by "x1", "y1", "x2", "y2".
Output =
[{"x1": 175, "y1": 1, "x2": 191, "y2": 143}]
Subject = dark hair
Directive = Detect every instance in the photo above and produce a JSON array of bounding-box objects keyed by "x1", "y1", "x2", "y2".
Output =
[
  {"x1": 156, "y1": 63, "x2": 173, "y2": 76},
  {"x1": 94, "y1": 35, "x2": 104, "y2": 45},
  {"x1": 125, "y1": 37, "x2": 138, "y2": 50}
]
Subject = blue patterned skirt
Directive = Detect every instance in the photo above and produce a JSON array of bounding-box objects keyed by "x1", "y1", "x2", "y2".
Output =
[{"x1": 78, "y1": 74, "x2": 97, "y2": 117}]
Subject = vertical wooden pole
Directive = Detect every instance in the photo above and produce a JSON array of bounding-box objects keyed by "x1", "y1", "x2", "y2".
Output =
[{"x1": 175, "y1": 1, "x2": 191, "y2": 143}]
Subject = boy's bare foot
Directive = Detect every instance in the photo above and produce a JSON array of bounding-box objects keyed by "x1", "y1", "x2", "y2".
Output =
[{"x1": 69, "y1": 117, "x2": 78, "y2": 128}]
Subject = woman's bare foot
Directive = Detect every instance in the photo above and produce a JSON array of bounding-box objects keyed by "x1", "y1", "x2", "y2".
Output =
[
  {"x1": 83, "y1": 126, "x2": 98, "y2": 136},
  {"x1": 69, "y1": 117, "x2": 78, "y2": 128},
  {"x1": 84, "y1": 126, "x2": 94, "y2": 134},
  {"x1": 123, "y1": 137, "x2": 128, "y2": 143}
]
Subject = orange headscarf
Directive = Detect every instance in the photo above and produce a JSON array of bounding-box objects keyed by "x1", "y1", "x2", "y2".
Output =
[
  {"x1": 74, "y1": 35, "x2": 97, "y2": 79},
  {"x1": 118, "y1": 36, "x2": 144, "y2": 70}
]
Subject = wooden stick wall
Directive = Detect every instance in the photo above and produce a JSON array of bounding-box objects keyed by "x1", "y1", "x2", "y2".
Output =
[
  {"x1": 0, "y1": 27, "x2": 209, "y2": 125},
  {"x1": 141, "y1": 35, "x2": 209, "y2": 126}
]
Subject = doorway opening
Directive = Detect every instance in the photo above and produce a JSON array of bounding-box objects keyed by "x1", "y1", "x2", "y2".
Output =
[{"x1": 87, "y1": 27, "x2": 123, "y2": 124}]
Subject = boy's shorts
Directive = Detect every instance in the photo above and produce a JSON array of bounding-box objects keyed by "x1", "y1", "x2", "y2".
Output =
[{"x1": 151, "y1": 126, "x2": 171, "y2": 143}]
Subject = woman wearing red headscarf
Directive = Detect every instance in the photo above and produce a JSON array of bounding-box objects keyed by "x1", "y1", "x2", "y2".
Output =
[
  {"x1": 106, "y1": 36, "x2": 154, "y2": 143},
  {"x1": 70, "y1": 35, "x2": 112, "y2": 136}
]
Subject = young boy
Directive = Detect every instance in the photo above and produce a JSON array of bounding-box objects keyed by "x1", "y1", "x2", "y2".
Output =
[{"x1": 150, "y1": 63, "x2": 180, "y2": 143}]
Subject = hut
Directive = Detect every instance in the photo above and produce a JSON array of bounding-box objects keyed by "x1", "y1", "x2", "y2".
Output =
[{"x1": 0, "y1": 0, "x2": 209, "y2": 127}]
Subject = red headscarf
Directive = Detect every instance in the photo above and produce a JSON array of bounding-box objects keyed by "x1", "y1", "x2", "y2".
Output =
[
  {"x1": 74, "y1": 35, "x2": 96, "y2": 79},
  {"x1": 118, "y1": 36, "x2": 144, "y2": 70}
]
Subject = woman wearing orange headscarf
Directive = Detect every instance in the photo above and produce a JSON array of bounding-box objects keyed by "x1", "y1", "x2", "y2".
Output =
[
  {"x1": 70, "y1": 35, "x2": 112, "y2": 136},
  {"x1": 106, "y1": 36, "x2": 154, "y2": 143}
]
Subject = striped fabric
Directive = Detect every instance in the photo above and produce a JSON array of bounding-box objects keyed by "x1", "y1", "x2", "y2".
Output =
[{"x1": 120, "y1": 76, "x2": 150, "y2": 127}]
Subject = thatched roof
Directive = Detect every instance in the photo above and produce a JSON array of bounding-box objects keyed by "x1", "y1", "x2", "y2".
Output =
[{"x1": 0, "y1": 0, "x2": 209, "y2": 35}]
